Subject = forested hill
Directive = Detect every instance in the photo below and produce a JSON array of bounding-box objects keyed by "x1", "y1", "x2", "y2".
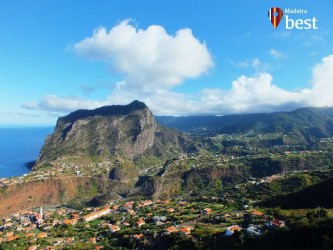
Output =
[
  {"x1": 156, "y1": 107, "x2": 333, "y2": 139},
  {"x1": 260, "y1": 176, "x2": 333, "y2": 209}
]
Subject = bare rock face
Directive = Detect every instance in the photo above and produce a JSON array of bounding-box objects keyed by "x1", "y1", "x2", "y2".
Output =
[{"x1": 35, "y1": 101, "x2": 195, "y2": 168}]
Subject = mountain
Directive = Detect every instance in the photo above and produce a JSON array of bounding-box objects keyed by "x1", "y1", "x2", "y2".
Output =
[
  {"x1": 156, "y1": 107, "x2": 333, "y2": 141},
  {"x1": 35, "y1": 101, "x2": 196, "y2": 168},
  {"x1": 260, "y1": 176, "x2": 333, "y2": 209}
]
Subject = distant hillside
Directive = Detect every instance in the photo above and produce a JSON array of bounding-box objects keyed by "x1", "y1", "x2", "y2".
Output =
[
  {"x1": 156, "y1": 107, "x2": 333, "y2": 141},
  {"x1": 35, "y1": 101, "x2": 196, "y2": 168},
  {"x1": 260, "y1": 176, "x2": 333, "y2": 209}
]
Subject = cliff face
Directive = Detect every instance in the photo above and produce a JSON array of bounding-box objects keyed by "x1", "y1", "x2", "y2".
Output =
[
  {"x1": 0, "y1": 101, "x2": 201, "y2": 215},
  {"x1": 0, "y1": 177, "x2": 108, "y2": 216},
  {"x1": 35, "y1": 101, "x2": 195, "y2": 168}
]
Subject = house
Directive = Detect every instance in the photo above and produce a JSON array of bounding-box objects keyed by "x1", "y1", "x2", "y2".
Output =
[
  {"x1": 56, "y1": 209, "x2": 66, "y2": 215},
  {"x1": 141, "y1": 200, "x2": 153, "y2": 206},
  {"x1": 111, "y1": 205, "x2": 119, "y2": 211},
  {"x1": 110, "y1": 225, "x2": 121, "y2": 233},
  {"x1": 133, "y1": 234, "x2": 144, "y2": 239},
  {"x1": 63, "y1": 218, "x2": 78, "y2": 225},
  {"x1": 251, "y1": 210, "x2": 264, "y2": 217},
  {"x1": 65, "y1": 237, "x2": 75, "y2": 244},
  {"x1": 52, "y1": 219, "x2": 61, "y2": 226},
  {"x1": 25, "y1": 233, "x2": 35, "y2": 238},
  {"x1": 230, "y1": 211, "x2": 246, "y2": 218},
  {"x1": 7, "y1": 235, "x2": 19, "y2": 242},
  {"x1": 127, "y1": 209, "x2": 135, "y2": 215},
  {"x1": 203, "y1": 208, "x2": 212, "y2": 214},
  {"x1": 165, "y1": 226, "x2": 178, "y2": 234},
  {"x1": 179, "y1": 226, "x2": 194, "y2": 235},
  {"x1": 167, "y1": 208, "x2": 175, "y2": 213},
  {"x1": 123, "y1": 201, "x2": 134, "y2": 209},
  {"x1": 136, "y1": 218, "x2": 145, "y2": 227},
  {"x1": 83, "y1": 206, "x2": 111, "y2": 222},
  {"x1": 4, "y1": 222, "x2": 13, "y2": 228},
  {"x1": 153, "y1": 215, "x2": 167, "y2": 222},
  {"x1": 225, "y1": 225, "x2": 242, "y2": 236},
  {"x1": 178, "y1": 201, "x2": 187, "y2": 206},
  {"x1": 44, "y1": 246, "x2": 56, "y2": 250},
  {"x1": 6, "y1": 232, "x2": 14, "y2": 237},
  {"x1": 246, "y1": 225, "x2": 262, "y2": 237},
  {"x1": 22, "y1": 226, "x2": 35, "y2": 232},
  {"x1": 37, "y1": 232, "x2": 48, "y2": 238},
  {"x1": 27, "y1": 246, "x2": 38, "y2": 250},
  {"x1": 71, "y1": 213, "x2": 80, "y2": 219},
  {"x1": 270, "y1": 219, "x2": 285, "y2": 228},
  {"x1": 54, "y1": 238, "x2": 66, "y2": 245},
  {"x1": 155, "y1": 221, "x2": 165, "y2": 226}
]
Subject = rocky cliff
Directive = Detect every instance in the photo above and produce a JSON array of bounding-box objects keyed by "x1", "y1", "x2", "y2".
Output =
[
  {"x1": 35, "y1": 101, "x2": 196, "y2": 168},
  {"x1": 0, "y1": 176, "x2": 108, "y2": 216}
]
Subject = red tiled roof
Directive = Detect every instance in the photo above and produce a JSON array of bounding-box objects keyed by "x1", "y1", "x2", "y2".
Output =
[
  {"x1": 7, "y1": 235, "x2": 19, "y2": 241},
  {"x1": 133, "y1": 234, "x2": 143, "y2": 239},
  {"x1": 251, "y1": 210, "x2": 264, "y2": 216},
  {"x1": 165, "y1": 226, "x2": 178, "y2": 233},
  {"x1": 227, "y1": 225, "x2": 241, "y2": 233},
  {"x1": 37, "y1": 232, "x2": 48, "y2": 239},
  {"x1": 136, "y1": 219, "x2": 145, "y2": 226}
]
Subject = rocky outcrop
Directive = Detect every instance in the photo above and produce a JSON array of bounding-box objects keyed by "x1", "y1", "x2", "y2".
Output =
[
  {"x1": 0, "y1": 101, "x2": 201, "y2": 215},
  {"x1": 0, "y1": 176, "x2": 108, "y2": 216},
  {"x1": 35, "y1": 101, "x2": 196, "y2": 168}
]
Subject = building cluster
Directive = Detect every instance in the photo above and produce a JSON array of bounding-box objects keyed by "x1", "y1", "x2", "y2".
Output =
[
  {"x1": 224, "y1": 210, "x2": 286, "y2": 237},
  {"x1": 0, "y1": 194, "x2": 289, "y2": 249}
]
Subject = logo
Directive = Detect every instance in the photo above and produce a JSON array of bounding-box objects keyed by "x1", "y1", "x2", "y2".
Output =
[
  {"x1": 268, "y1": 7, "x2": 284, "y2": 29},
  {"x1": 268, "y1": 7, "x2": 318, "y2": 30}
]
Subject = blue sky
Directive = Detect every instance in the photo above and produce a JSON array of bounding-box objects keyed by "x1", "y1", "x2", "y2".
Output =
[{"x1": 0, "y1": 0, "x2": 333, "y2": 126}]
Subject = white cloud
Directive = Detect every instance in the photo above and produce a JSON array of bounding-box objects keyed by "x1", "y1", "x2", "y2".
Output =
[
  {"x1": 305, "y1": 54, "x2": 333, "y2": 107},
  {"x1": 22, "y1": 14, "x2": 333, "y2": 119},
  {"x1": 73, "y1": 19, "x2": 213, "y2": 91},
  {"x1": 269, "y1": 49, "x2": 286, "y2": 59},
  {"x1": 208, "y1": 54, "x2": 333, "y2": 114},
  {"x1": 22, "y1": 95, "x2": 108, "y2": 113}
]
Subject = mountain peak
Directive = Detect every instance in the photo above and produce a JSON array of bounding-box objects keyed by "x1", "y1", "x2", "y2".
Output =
[
  {"x1": 59, "y1": 100, "x2": 148, "y2": 125},
  {"x1": 35, "y1": 101, "x2": 195, "y2": 168}
]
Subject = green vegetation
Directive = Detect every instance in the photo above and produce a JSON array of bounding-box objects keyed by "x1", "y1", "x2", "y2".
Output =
[{"x1": 4, "y1": 105, "x2": 333, "y2": 249}]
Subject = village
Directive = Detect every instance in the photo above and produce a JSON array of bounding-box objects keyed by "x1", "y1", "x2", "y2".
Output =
[
  {"x1": 0, "y1": 194, "x2": 287, "y2": 249},
  {"x1": 1, "y1": 144, "x2": 332, "y2": 249}
]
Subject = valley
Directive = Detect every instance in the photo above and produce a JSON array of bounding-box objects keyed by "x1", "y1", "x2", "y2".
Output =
[{"x1": 1, "y1": 102, "x2": 333, "y2": 249}]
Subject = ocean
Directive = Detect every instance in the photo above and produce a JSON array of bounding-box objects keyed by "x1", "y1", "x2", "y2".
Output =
[{"x1": 0, "y1": 127, "x2": 54, "y2": 178}]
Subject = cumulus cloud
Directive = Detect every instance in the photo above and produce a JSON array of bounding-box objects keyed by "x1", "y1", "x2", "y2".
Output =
[
  {"x1": 305, "y1": 54, "x2": 333, "y2": 107},
  {"x1": 21, "y1": 18, "x2": 333, "y2": 117},
  {"x1": 22, "y1": 95, "x2": 108, "y2": 113},
  {"x1": 203, "y1": 73, "x2": 301, "y2": 114},
  {"x1": 73, "y1": 19, "x2": 213, "y2": 91},
  {"x1": 22, "y1": 54, "x2": 333, "y2": 116},
  {"x1": 204, "y1": 54, "x2": 333, "y2": 114}
]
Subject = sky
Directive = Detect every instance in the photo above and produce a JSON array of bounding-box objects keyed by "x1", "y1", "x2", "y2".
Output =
[{"x1": 1, "y1": 0, "x2": 333, "y2": 126}]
